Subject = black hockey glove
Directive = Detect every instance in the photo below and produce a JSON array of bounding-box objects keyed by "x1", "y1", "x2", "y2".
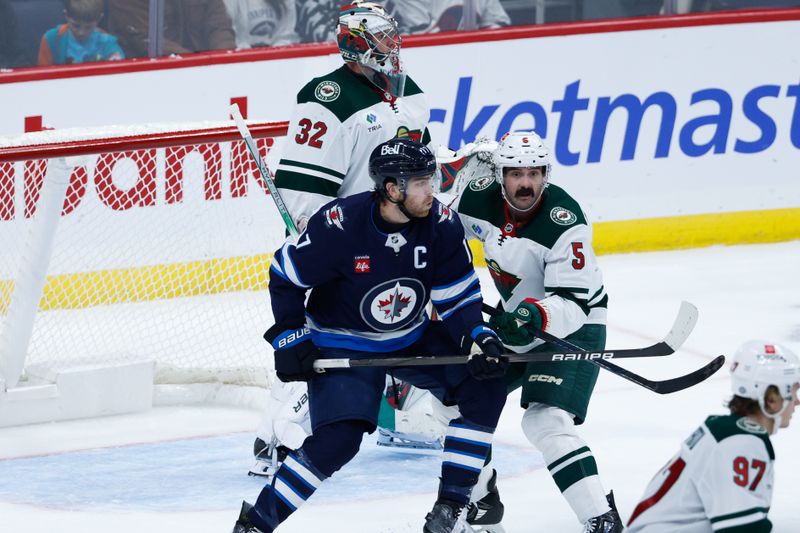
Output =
[
  {"x1": 467, "y1": 324, "x2": 509, "y2": 380},
  {"x1": 264, "y1": 322, "x2": 320, "y2": 383}
]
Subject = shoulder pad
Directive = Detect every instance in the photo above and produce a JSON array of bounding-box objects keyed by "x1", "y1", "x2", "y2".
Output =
[
  {"x1": 542, "y1": 185, "x2": 587, "y2": 228},
  {"x1": 403, "y1": 76, "x2": 424, "y2": 97},
  {"x1": 705, "y1": 415, "x2": 774, "y2": 459},
  {"x1": 321, "y1": 203, "x2": 346, "y2": 231},
  {"x1": 457, "y1": 178, "x2": 501, "y2": 221},
  {"x1": 297, "y1": 67, "x2": 382, "y2": 122}
]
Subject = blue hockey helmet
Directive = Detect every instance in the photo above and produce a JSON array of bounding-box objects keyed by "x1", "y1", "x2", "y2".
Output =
[{"x1": 368, "y1": 138, "x2": 436, "y2": 197}]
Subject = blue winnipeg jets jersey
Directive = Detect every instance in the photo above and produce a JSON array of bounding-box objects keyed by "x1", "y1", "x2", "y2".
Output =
[{"x1": 269, "y1": 192, "x2": 484, "y2": 352}]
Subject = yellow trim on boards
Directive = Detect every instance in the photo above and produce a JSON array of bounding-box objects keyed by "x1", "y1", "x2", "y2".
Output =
[
  {"x1": 1, "y1": 208, "x2": 798, "y2": 311},
  {"x1": 0, "y1": 254, "x2": 272, "y2": 313},
  {"x1": 469, "y1": 207, "x2": 800, "y2": 265}
]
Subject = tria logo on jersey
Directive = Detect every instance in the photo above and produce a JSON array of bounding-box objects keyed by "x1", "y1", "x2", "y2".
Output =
[{"x1": 360, "y1": 278, "x2": 426, "y2": 331}]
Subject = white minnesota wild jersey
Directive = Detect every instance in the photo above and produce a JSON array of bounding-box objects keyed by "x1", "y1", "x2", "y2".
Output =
[
  {"x1": 455, "y1": 177, "x2": 607, "y2": 352},
  {"x1": 628, "y1": 415, "x2": 774, "y2": 533},
  {"x1": 274, "y1": 65, "x2": 430, "y2": 224}
]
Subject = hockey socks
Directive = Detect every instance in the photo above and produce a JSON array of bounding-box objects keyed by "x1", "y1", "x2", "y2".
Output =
[
  {"x1": 249, "y1": 450, "x2": 327, "y2": 530},
  {"x1": 440, "y1": 418, "x2": 495, "y2": 505},
  {"x1": 522, "y1": 405, "x2": 610, "y2": 522}
]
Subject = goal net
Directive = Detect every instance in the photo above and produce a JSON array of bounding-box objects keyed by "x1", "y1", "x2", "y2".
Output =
[{"x1": 0, "y1": 120, "x2": 288, "y2": 398}]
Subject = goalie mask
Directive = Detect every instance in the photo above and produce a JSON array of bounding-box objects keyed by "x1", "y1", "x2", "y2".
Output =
[
  {"x1": 730, "y1": 340, "x2": 800, "y2": 433},
  {"x1": 492, "y1": 131, "x2": 551, "y2": 212},
  {"x1": 338, "y1": 2, "x2": 405, "y2": 97}
]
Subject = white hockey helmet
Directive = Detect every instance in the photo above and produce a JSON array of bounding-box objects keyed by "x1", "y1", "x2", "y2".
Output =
[
  {"x1": 492, "y1": 131, "x2": 552, "y2": 211},
  {"x1": 337, "y1": 2, "x2": 404, "y2": 95},
  {"x1": 730, "y1": 340, "x2": 800, "y2": 429}
]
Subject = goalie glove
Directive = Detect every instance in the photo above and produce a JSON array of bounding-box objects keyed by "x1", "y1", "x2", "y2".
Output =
[
  {"x1": 467, "y1": 324, "x2": 508, "y2": 380},
  {"x1": 435, "y1": 136, "x2": 498, "y2": 164},
  {"x1": 264, "y1": 322, "x2": 320, "y2": 383}
]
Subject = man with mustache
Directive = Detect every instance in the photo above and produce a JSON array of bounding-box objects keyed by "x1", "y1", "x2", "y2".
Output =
[{"x1": 453, "y1": 131, "x2": 622, "y2": 532}]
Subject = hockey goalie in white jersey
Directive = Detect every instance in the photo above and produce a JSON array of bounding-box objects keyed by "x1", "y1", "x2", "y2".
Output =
[
  {"x1": 252, "y1": 0, "x2": 445, "y2": 478},
  {"x1": 628, "y1": 340, "x2": 800, "y2": 532}
]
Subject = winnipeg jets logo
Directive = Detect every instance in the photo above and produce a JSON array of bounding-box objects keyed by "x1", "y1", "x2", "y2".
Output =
[
  {"x1": 360, "y1": 278, "x2": 425, "y2": 332},
  {"x1": 378, "y1": 286, "x2": 413, "y2": 321},
  {"x1": 324, "y1": 205, "x2": 344, "y2": 230}
]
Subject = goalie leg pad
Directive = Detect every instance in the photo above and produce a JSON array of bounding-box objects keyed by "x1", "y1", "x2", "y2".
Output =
[
  {"x1": 255, "y1": 380, "x2": 311, "y2": 452},
  {"x1": 521, "y1": 403, "x2": 610, "y2": 523}
]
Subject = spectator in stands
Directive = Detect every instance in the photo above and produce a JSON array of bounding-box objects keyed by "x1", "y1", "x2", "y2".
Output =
[
  {"x1": 691, "y1": 0, "x2": 800, "y2": 9},
  {"x1": 664, "y1": 0, "x2": 800, "y2": 12},
  {"x1": 107, "y1": 0, "x2": 235, "y2": 58},
  {"x1": 37, "y1": 0, "x2": 124, "y2": 66},
  {"x1": 0, "y1": 0, "x2": 27, "y2": 68},
  {"x1": 401, "y1": 0, "x2": 511, "y2": 32},
  {"x1": 295, "y1": 0, "x2": 445, "y2": 43},
  {"x1": 223, "y1": 0, "x2": 299, "y2": 48}
]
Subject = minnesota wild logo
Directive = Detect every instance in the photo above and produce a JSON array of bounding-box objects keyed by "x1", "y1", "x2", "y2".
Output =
[
  {"x1": 395, "y1": 126, "x2": 422, "y2": 142},
  {"x1": 487, "y1": 259, "x2": 521, "y2": 300},
  {"x1": 314, "y1": 81, "x2": 340, "y2": 102}
]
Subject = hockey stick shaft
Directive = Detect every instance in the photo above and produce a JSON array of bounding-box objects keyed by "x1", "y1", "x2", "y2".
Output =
[
  {"x1": 313, "y1": 301, "x2": 725, "y2": 395},
  {"x1": 313, "y1": 348, "x2": 680, "y2": 370},
  {"x1": 229, "y1": 104, "x2": 299, "y2": 239},
  {"x1": 314, "y1": 303, "x2": 697, "y2": 370}
]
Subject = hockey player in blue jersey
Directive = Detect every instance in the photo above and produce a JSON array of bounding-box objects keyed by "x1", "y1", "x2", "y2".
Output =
[{"x1": 233, "y1": 138, "x2": 509, "y2": 533}]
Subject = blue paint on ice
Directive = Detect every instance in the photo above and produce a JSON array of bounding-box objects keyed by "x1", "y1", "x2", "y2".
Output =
[{"x1": 0, "y1": 433, "x2": 540, "y2": 512}]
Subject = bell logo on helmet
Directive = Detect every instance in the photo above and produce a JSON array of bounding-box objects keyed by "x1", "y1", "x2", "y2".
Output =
[{"x1": 381, "y1": 144, "x2": 401, "y2": 155}]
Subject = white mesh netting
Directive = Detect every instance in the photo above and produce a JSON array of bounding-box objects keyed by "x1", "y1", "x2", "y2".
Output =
[{"x1": 0, "y1": 121, "x2": 288, "y2": 388}]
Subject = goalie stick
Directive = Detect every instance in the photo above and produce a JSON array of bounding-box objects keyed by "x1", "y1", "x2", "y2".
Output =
[
  {"x1": 480, "y1": 302, "x2": 724, "y2": 394},
  {"x1": 229, "y1": 104, "x2": 299, "y2": 239}
]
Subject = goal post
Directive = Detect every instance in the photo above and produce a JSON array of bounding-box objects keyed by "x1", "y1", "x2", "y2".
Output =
[{"x1": 0, "y1": 120, "x2": 289, "y2": 426}]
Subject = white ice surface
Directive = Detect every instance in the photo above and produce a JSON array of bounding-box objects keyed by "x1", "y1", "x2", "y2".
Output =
[{"x1": 1, "y1": 241, "x2": 799, "y2": 532}]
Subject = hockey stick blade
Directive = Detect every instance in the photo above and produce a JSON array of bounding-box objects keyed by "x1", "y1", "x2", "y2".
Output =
[{"x1": 619, "y1": 354, "x2": 726, "y2": 395}]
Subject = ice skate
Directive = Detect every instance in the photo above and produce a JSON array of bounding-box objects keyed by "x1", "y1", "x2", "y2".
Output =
[
  {"x1": 424, "y1": 499, "x2": 470, "y2": 533},
  {"x1": 466, "y1": 469, "x2": 505, "y2": 532},
  {"x1": 232, "y1": 501, "x2": 265, "y2": 533},
  {"x1": 248, "y1": 436, "x2": 290, "y2": 478},
  {"x1": 582, "y1": 491, "x2": 623, "y2": 533},
  {"x1": 377, "y1": 427, "x2": 443, "y2": 453}
]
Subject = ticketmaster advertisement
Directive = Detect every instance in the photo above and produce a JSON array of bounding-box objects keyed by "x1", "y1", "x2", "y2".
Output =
[{"x1": 1, "y1": 17, "x2": 798, "y2": 240}]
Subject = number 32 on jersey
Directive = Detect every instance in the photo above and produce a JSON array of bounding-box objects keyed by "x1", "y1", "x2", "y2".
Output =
[{"x1": 295, "y1": 118, "x2": 327, "y2": 148}]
